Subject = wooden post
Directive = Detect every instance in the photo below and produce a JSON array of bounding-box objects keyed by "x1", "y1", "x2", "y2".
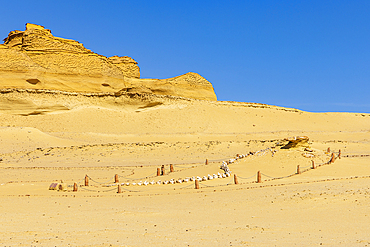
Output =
[
  {"x1": 297, "y1": 165, "x2": 301, "y2": 174},
  {"x1": 234, "y1": 174, "x2": 239, "y2": 184},
  {"x1": 161, "y1": 165, "x2": 165, "y2": 175},
  {"x1": 170, "y1": 164, "x2": 174, "y2": 173},
  {"x1": 117, "y1": 184, "x2": 122, "y2": 194},
  {"x1": 84, "y1": 175, "x2": 89, "y2": 186},
  {"x1": 195, "y1": 179, "x2": 199, "y2": 189},
  {"x1": 312, "y1": 160, "x2": 316, "y2": 169},
  {"x1": 205, "y1": 159, "x2": 209, "y2": 165},
  {"x1": 327, "y1": 147, "x2": 330, "y2": 153},
  {"x1": 257, "y1": 171, "x2": 262, "y2": 183},
  {"x1": 157, "y1": 167, "x2": 160, "y2": 176},
  {"x1": 330, "y1": 153, "x2": 335, "y2": 163},
  {"x1": 115, "y1": 174, "x2": 119, "y2": 183},
  {"x1": 73, "y1": 182, "x2": 78, "y2": 192},
  {"x1": 338, "y1": 149, "x2": 341, "y2": 159}
]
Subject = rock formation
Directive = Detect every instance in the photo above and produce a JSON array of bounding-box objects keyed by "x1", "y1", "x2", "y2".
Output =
[
  {"x1": 0, "y1": 23, "x2": 217, "y2": 101},
  {"x1": 281, "y1": 136, "x2": 310, "y2": 149},
  {"x1": 107, "y1": 56, "x2": 140, "y2": 79},
  {"x1": 119, "y1": 72, "x2": 217, "y2": 100}
]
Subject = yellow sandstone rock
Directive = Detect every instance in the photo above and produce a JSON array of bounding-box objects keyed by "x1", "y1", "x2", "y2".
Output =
[
  {"x1": 281, "y1": 136, "x2": 310, "y2": 149},
  {"x1": 0, "y1": 23, "x2": 217, "y2": 101},
  {"x1": 108, "y1": 56, "x2": 140, "y2": 79}
]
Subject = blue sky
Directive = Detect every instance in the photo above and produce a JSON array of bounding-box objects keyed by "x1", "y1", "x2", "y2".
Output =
[{"x1": 1, "y1": 1, "x2": 369, "y2": 113}]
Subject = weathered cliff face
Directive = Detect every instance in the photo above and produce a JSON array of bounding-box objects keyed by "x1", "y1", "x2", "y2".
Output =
[
  {"x1": 121, "y1": 72, "x2": 217, "y2": 100},
  {"x1": 108, "y1": 56, "x2": 140, "y2": 79},
  {"x1": 0, "y1": 23, "x2": 217, "y2": 100}
]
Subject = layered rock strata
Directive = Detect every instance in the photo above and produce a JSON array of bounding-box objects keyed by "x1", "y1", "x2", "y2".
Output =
[{"x1": 0, "y1": 23, "x2": 217, "y2": 100}]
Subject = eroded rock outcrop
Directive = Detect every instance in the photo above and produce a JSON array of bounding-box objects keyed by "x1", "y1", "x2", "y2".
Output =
[
  {"x1": 0, "y1": 23, "x2": 217, "y2": 100},
  {"x1": 281, "y1": 136, "x2": 310, "y2": 149},
  {"x1": 121, "y1": 72, "x2": 217, "y2": 100},
  {"x1": 108, "y1": 56, "x2": 140, "y2": 79}
]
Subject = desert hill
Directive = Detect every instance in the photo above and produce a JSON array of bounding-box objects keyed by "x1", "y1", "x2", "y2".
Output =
[{"x1": 0, "y1": 23, "x2": 216, "y2": 100}]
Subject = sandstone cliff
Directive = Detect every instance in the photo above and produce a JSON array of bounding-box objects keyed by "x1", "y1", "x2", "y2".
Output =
[
  {"x1": 0, "y1": 23, "x2": 217, "y2": 101},
  {"x1": 121, "y1": 72, "x2": 217, "y2": 101}
]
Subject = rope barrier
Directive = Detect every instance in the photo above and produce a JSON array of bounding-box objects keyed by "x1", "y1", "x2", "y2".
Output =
[
  {"x1": 75, "y1": 178, "x2": 85, "y2": 186},
  {"x1": 237, "y1": 173, "x2": 258, "y2": 180},
  {"x1": 62, "y1": 144, "x2": 347, "y2": 194},
  {"x1": 119, "y1": 187, "x2": 142, "y2": 193},
  {"x1": 197, "y1": 177, "x2": 235, "y2": 187},
  {"x1": 80, "y1": 184, "x2": 142, "y2": 193},
  {"x1": 300, "y1": 165, "x2": 312, "y2": 169},
  {"x1": 179, "y1": 183, "x2": 194, "y2": 189},
  {"x1": 209, "y1": 158, "x2": 230, "y2": 162},
  {"x1": 226, "y1": 177, "x2": 235, "y2": 185},
  {"x1": 79, "y1": 186, "x2": 100, "y2": 192},
  {"x1": 199, "y1": 183, "x2": 216, "y2": 188},
  {"x1": 260, "y1": 172, "x2": 276, "y2": 179},
  {"x1": 173, "y1": 164, "x2": 196, "y2": 169},
  {"x1": 117, "y1": 172, "x2": 156, "y2": 181},
  {"x1": 101, "y1": 187, "x2": 118, "y2": 192},
  {"x1": 260, "y1": 172, "x2": 296, "y2": 180},
  {"x1": 79, "y1": 186, "x2": 119, "y2": 193},
  {"x1": 270, "y1": 174, "x2": 295, "y2": 180},
  {"x1": 87, "y1": 175, "x2": 115, "y2": 185}
]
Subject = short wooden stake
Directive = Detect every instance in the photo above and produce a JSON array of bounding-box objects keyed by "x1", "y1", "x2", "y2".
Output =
[
  {"x1": 84, "y1": 175, "x2": 89, "y2": 186},
  {"x1": 170, "y1": 164, "x2": 174, "y2": 173},
  {"x1": 195, "y1": 180, "x2": 199, "y2": 189},
  {"x1": 327, "y1": 147, "x2": 330, "y2": 153},
  {"x1": 330, "y1": 153, "x2": 335, "y2": 163},
  {"x1": 234, "y1": 174, "x2": 239, "y2": 185},
  {"x1": 117, "y1": 184, "x2": 122, "y2": 194},
  {"x1": 297, "y1": 165, "x2": 301, "y2": 174},
  {"x1": 205, "y1": 159, "x2": 209, "y2": 165},
  {"x1": 114, "y1": 174, "x2": 119, "y2": 183},
  {"x1": 257, "y1": 171, "x2": 262, "y2": 183},
  {"x1": 161, "y1": 165, "x2": 165, "y2": 175},
  {"x1": 157, "y1": 167, "x2": 160, "y2": 176},
  {"x1": 73, "y1": 182, "x2": 78, "y2": 192},
  {"x1": 312, "y1": 160, "x2": 316, "y2": 169},
  {"x1": 338, "y1": 149, "x2": 341, "y2": 159}
]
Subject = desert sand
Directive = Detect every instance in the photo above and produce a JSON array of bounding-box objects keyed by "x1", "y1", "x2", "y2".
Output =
[
  {"x1": 1, "y1": 24, "x2": 370, "y2": 247},
  {"x1": 1, "y1": 89, "x2": 370, "y2": 246}
]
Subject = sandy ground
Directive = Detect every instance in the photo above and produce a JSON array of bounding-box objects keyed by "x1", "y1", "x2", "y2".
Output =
[{"x1": 0, "y1": 91, "x2": 370, "y2": 246}]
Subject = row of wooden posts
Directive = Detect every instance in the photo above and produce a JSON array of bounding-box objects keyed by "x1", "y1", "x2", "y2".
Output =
[
  {"x1": 72, "y1": 170, "x2": 265, "y2": 191},
  {"x1": 72, "y1": 149, "x2": 341, "y2": 192},
  {"x1": 73, "y1": 174, "x2": 120, "y2": 192},
  {"x1": 156, "y1": 159, "x2": 209, "y2": 176},
  {"x1": 156, "y1": 164, "x2": 174, "y2": 176},
  {"x1": 195, "y1": 148, "x2": 341, "y2": 189}
]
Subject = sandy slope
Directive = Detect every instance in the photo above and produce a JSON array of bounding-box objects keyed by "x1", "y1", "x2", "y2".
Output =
[{"x1": 0, "y1": 90, "x2": 369, "y2": 246}]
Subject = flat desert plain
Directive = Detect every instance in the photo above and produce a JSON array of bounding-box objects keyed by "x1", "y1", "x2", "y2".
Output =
[{"x1": 1, "y1": 90, "x2": 370, "y2": 246}]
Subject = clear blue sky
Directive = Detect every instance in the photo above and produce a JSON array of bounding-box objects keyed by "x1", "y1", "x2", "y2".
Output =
[{"x1": 1, "y1": 1, "x2": 369, "y2": 113}]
